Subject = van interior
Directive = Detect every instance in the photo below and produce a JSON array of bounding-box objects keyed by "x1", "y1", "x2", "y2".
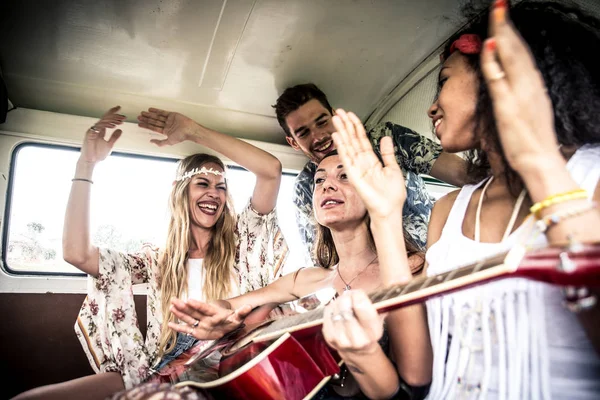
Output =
[{"x1": 1, "y1": 0, "x2": 599, "y2": 397}]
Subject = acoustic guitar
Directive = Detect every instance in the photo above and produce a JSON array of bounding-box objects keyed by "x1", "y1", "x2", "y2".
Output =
[{"x1": 146, "y1": 243, "x2": 600, "y2": 400}]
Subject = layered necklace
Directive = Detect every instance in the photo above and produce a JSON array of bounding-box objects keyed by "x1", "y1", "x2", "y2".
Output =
[{"x1": 337, "y1": 255, "x2": 378, "y2": 291}]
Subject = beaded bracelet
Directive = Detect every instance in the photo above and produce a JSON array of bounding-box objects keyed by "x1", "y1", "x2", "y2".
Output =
[
  {"x1": 534, "y1": 202, "x2": 597, "y2": 233},
  {"x1": 530, "y1": 188, "x2": 588, "y2": 218},
  {"x1": 563, "y1": 286, "x2": 597, "y2": 313}
]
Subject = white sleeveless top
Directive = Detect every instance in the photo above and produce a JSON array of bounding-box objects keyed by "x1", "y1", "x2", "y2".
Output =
[
  {"x1": 425, "y1": 145, "x2": 600, "y2": 400},
  {"x1": 186, "y1": 258, "x2": 240, "y2": 301}
]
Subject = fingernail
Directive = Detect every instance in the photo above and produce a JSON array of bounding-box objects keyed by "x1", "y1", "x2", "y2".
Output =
[
  {"x1": 486, "y1": 38, "x2": 497, "y2": 52},
  {"x1": 494, "y1": 0, "x2": 506, "y2": 23}
]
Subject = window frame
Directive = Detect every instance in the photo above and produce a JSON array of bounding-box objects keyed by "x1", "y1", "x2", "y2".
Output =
[{"x1": 2, "y1": 141, "x2": 299, "y2": 277}]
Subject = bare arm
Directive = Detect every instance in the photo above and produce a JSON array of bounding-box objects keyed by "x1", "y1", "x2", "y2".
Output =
[
  {"x1": 331, "y1": 110, "x2": 433, "y2": 389},
  {"x1": 481, "y1": 7, "x2": 600, "y2": 353},
  {"x1": 429, "y1": 152, "x2": 469, "y2": 187},
  {"x1": 62, "y1": 107, "x2": 126, "y2": 276},
  {"x1": 193, "y1": 125, "x2": 282, "y2": 215},
  {"x1": 371, "y1": 214, "x2": 433, "y2": 387},
  {"x1": 519, "y1": 163, "x2": 600, "y2": 352},
  {"x1": 138, "y1": 109, "x2": 282, "y2": 214},
  {"x1": 168, "y1": 267, "x2": 330, "y2": 339}
]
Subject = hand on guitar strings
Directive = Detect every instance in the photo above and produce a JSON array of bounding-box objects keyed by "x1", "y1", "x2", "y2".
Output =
[
  {"x1": 168, "y1": 297, "x2": 253, "y2": 340},
  {"x1": 322, "y1": 290, "x2": 386, "y2": 357}
]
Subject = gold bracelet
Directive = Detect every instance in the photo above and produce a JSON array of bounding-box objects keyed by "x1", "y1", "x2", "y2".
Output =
[
  {"x1": 530, "y1": 188, "x2": 588, "y2": 218},
  {"x1": 534, "y1": 202, "x2": 597, "y2": 233}
]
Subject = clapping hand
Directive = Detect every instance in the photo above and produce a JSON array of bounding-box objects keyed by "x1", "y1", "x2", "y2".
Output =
[
  {"x1": 80, "y1": 106, "x2": 126, "y2": 164},
  {"x1": 137, "y1": 108, "x2": 200, "y2": 147}
]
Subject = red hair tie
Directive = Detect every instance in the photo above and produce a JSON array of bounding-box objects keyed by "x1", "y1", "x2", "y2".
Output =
[{"x1": 449, "y1": 34, "x2": 483, "y2": 56}]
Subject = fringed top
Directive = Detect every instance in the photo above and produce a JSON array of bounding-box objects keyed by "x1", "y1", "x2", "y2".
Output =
[{"x1": 425, "y1": 145, "x2": 600, "y2": 400}]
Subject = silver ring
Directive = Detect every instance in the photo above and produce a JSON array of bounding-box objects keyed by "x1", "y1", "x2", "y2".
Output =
[
  {"x1": 89, "y1": 125, "x2": 101, "y2": 133},
  {"x1": 339, "y1": 310, "x2": 355, "y2": 321},
  {"x1": 192, "y1": 319, "x2": 199, "y2": 328},
  {"x1": 331, "y1": 313, "x2": 344, "y2": 322},
  {"x1": 488, "y1": 71, "x2": 506, "y2": 82}
]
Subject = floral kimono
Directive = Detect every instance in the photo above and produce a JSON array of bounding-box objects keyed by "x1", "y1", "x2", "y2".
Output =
[{"x1": 75, "y1": 202, "x2": 288, "y2": 388}]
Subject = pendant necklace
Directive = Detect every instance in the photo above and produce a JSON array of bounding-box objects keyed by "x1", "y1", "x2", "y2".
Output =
[{"x1": 337, "y1": 255, "x2": 378, "y2": 291}]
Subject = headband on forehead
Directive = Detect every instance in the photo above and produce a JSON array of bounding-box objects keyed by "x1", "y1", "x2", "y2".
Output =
[
  {"x1": 175, "y1": 166, "x2": 224, "y2": 182},
  {"x1": 445, "y1": 34, "x2": 483, "y2": 60}
]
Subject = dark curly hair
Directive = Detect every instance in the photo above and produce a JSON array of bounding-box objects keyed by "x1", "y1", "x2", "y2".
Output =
[{"x1": 442, "y1": 0, "x2": 600, "y2": 193}]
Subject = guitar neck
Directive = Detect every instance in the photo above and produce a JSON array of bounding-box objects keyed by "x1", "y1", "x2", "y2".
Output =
[{"x1": 254, "y1": 250, "x2": 515, "y2": 342}]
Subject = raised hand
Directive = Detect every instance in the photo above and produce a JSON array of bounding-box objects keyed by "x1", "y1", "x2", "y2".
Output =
[
  {"x1": 80, "y1": 106, "x2": 126, "y2": 164},
  {"x1": 137, "y1": 108, "x2": 200, "y2": 147},
  {"x1": 480, "y1": 0, "x2": 563, "y2": 175},
  {"x1": 331, "y1": 109, "x2": 406, "y2": 220},
  {"x1": 167, "y1": 298, "x2": 252, "y2": 340}
]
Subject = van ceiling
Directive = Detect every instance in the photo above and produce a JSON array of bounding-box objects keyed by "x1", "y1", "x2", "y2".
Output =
[{"x1": 0, "y1": 0, "x2": 462, "y2": 145}]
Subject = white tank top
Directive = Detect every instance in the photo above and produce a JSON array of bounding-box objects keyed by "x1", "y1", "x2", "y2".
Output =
[
  {"x1": 186, "y1": 258, "x2": 240, "y2": 301},
  {"x1": 425, "y1": 145, "x2": 600, "y2": 400}
]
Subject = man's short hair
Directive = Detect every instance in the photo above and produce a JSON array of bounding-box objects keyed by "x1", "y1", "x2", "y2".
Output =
[{"x1": 272, "y1": 83, "x2": 334, "y2": 136}]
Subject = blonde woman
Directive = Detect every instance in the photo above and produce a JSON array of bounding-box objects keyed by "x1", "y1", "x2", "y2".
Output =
[{"x1": 13, "y1": 106, "x2": 287, "y2": 400}]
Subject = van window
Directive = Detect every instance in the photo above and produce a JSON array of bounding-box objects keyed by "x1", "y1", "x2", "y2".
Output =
[{"x1": 3, "y1": 143, "x2": 306, "y2": 275}]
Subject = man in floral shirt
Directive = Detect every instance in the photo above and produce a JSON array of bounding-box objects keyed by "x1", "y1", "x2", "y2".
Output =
[{"x1": 273, "y1": 83, "x2": 467, "y2": 264}]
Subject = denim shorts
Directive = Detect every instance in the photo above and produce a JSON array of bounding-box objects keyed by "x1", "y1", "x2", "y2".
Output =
[{"x1": 154, "y1": 332, "x2": 198, "y2": 371}]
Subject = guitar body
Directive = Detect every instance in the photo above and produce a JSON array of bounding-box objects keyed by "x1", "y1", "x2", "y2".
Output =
[
  {"x1": 147, "y1": 243, "x2": 600, "y2": 400},
  {"x1": 151, "y1": 331, "x2": 339, "y2": 400}
]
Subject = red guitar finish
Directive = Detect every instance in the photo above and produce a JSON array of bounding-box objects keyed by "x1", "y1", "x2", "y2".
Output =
[
  {"x1": 146, "y1": 244, "x2": 600, "y2": 400},
  {"x1": 209, "y1": 334, "x2": 333, "y2": 400}
]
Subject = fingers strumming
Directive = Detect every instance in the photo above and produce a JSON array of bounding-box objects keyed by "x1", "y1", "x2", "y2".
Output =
[
  {"x1": 187, "y1": 299, "x2": 226, "y2": 317},
  {"x1": 170, "y1": 305, "x2": 197, "y2": 326},
  {"x1": 351, "y1": 290, "x2": 379, "y2": 327},
  {"x1": 234, "y1": 304, "x2": 253, "y2": 319}
]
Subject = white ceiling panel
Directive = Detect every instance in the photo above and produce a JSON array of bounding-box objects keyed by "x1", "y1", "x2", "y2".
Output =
[{"x1": 0, "y1": 0, "x2": 462, "y2": 144}]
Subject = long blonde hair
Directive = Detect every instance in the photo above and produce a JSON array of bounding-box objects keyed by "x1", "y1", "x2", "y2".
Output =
[{"x1": 157, "y1": 154, "x2": 237, "y2": 356}]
